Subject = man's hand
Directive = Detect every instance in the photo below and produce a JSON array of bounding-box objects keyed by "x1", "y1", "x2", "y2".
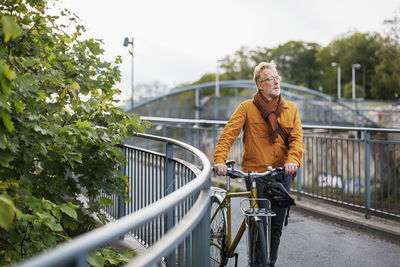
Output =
[
  {"x1": 284, "y1": 162, "x2": 298, "y2": 175},
  {"x1": 214, "y1": 163, "x2": 227, "y2": 176}
]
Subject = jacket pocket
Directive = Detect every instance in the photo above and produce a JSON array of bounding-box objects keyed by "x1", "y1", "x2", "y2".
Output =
[{"x1": 249, "y1": 122, "x2": 268, "y2": 138}]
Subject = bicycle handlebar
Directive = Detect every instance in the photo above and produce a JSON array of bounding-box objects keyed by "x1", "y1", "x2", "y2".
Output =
[
  {"x1": 226, "y1": 167, "x2": 284, "y2": 180},
  {"x1": 212, "y1": 166, "x2": 284, "y2": 179}
]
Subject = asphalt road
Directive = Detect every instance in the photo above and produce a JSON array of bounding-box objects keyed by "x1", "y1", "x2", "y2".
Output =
[{"x1": 224, "y1": 198, "x2": 400, "y2": 267}]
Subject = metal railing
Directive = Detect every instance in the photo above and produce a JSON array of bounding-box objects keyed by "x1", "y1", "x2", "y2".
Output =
[
  {"x1": 18, "y1": 133, "x2": 211, "y2": 267},
  {"x1": 142, "y1": 117, "x2": 400, "y2": 219}
]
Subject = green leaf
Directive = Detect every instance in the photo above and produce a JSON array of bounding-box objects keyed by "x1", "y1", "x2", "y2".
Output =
[
  {"x1": 64, "y1": 152, "x2": 82, "y2": 166},
  {"x1": 12, "y1": 99, "x2": 24, "y2": 113},
  {"x1": 0, "y1": 195, "x2": 15, "y2": 230},
  {"x1": 51, "y1": 208, "x2": 62, "y2": 220},
  {"x1": 1, "y1": 113, "x2": 14, "y2": 132},
  {"x1": 76, "y1": 119, "x2": 93, "y2": 128},
  {"x1": 0, "y1": 150, "x2": 13, "y2": 167},
  {"x1": 41, "y1": 199, "x2": 55, "y2": 210},
  {"x1": 60, "y1": 203, "x2": 77, "y2": 220},
  {"x1": 99, "y1": 197, "x2": 113, "y2": 207},
  {"x1": 36, "y1": 212, "x2": 63, "y2": 232},
  {"x1": 69, "y1": 82, "x2": 80, "y2": 90},
  {"x1": 1, "y1": 15, "x2": 22, "y2": 42},
  {"x1": 87, "y1": 252, "x2": 104, "y2": 267}
]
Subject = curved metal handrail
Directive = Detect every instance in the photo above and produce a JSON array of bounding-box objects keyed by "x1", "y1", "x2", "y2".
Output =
[
  {"x1": 18, "y1": 133, "x2": 211, "y2": 267},
  {"x1": 133, "y1": 80, "x2": 332, "y2": 110}
]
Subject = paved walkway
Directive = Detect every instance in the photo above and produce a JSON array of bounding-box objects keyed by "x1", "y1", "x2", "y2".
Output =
[
  {"x1": 212, "y1": 176, "x2": 400, "y2": 244},
  {"x1": 294, "y1": 195, "x2": 400, "y2": 244},
  {"x1": 115, "y1": 177, "x2": 400, "y2": 264}
]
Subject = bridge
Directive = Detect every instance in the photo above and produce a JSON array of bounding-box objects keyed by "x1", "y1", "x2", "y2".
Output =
[
  {"x1": 132, "y1": 80, "x2": 379, "y2": 127},
  {"x1": 18, "y1": 81, "x2": 400, "y2": 266}
]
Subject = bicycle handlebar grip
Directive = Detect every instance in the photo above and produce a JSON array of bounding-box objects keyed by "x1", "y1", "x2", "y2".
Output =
[{"x1": 226, "y1": 169, "x2": 241, "y2": 179}]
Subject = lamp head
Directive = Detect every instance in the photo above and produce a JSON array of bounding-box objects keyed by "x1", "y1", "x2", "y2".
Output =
[
  {"x1": 352, "y1": 63, "x2": 361, "y2": 69},
  {"x1": 123, "y1": 37, "x2": 130, "y2": 47}
]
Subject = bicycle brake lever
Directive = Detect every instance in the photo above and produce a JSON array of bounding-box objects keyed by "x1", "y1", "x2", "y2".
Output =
[{"x1": 226, "y1": 169, "x2": 241, "y2": 179}]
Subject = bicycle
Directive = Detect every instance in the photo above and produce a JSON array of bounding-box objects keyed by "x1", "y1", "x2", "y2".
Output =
[{"x1": 210, "y1": 160, "x2": 289, "y2": 267}]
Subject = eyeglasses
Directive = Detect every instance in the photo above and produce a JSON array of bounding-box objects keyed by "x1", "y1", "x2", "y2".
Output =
[{"x1": 259, "y1": 76, "x2": 281, "y2": 83}]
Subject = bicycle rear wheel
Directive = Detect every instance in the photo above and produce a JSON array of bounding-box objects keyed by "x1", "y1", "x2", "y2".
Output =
[
  {"x1": 249, "y1": 218, "x2": 268, "y2": 267},
  {"x1": 210, "y1": 195, "x2": 228, "y2": 267}
]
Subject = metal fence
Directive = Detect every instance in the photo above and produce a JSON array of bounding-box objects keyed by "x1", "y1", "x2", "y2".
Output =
[
  {"x1": 18, "y1": 133, "x2": 211, "y2": 267},
  {"x1": 142, "y1": 117, "x2": 400, "y2": 219}
]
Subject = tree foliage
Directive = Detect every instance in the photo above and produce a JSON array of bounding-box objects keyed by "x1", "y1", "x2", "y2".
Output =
[
  {"x1": 197, "y1": 14, "x2": 400, "y2": 100},
  {"x1": 0, "y1": 0, "x2": 149, "y2": 265}
]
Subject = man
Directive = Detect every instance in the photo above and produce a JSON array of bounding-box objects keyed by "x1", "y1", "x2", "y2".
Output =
[{"x1": 214, "y1": 61, "x2": 304, "y2": 267}]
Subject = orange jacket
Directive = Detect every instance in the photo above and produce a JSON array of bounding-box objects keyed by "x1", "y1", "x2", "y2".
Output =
[{"x1": 214, "y1": 98, "x2": 304, "y2": 172}]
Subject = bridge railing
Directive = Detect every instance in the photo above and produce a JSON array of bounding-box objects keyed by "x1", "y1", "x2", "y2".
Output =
[
  {"x1": 18, "y1": 133, "x2": 211, "y2": 267},
  {"x1": 142, "y1": 117, "x2": 400, "y2": 219}
]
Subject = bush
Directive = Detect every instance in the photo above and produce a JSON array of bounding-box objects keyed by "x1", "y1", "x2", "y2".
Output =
[{"x1": 0, "y1": 0, "x2": 149, "y2": 265}]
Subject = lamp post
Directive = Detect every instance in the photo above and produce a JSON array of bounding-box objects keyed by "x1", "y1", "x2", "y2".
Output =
[
  {"x1": 331, "y1": 62, "x2": 341, "y2": 99},
  {"x1": 123, "y1": 37, "x2": 134, "y2": 111},
  {"x1": 215, "y1": 59, "x2": 223, "y2": 97},
  {"x1": 351, "y1": 63, "x2": 361, "y2": 100}
]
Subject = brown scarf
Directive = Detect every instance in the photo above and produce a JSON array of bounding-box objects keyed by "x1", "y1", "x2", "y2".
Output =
[{"x1": 253, "y1": 92, "x2": 285, "y2": 144}]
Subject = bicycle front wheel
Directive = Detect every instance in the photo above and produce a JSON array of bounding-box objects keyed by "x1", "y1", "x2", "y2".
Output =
[
  {"x1": 249, "y1": 218, "x2": 268, "y2": 267},
  {"x1": 210, "y1": 195, "x2": 228, "y2": 267}
]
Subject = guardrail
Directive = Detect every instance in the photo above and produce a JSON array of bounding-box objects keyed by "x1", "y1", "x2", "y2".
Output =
[
  {"x1": 142, "y1": 117, "x2": 400, "y2": 219},
  {"x1": 18, "y1": 133, "x2": 211, "y2": 267}
]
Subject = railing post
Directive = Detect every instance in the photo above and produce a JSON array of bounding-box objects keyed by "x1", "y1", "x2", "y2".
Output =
[
  {"x1": 297, "y1": 167, "x2": 302, "y2": 201},
  {"x1": 365, "y1": 130, "x2": 371, "y2": 219},
  {"x1": 195, "y1": 87, "x2": 200, "y2": 120},
  {"x1": 118, "y1": 146, "x2": 126, "y2": 220},
  {"x1": 165, "y1": 142, "x2": 176, "y2": 266},
  {"x1": 193, "y1": 187, "x2": 210, "y2": 266}
]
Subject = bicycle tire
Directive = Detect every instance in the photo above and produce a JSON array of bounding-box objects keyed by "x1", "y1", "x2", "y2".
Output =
[
  {"x1": 249, "y1": 218, "x2": 268, "y2": 267},
  {"x1": 210, "y1": 195, "x2": 228, "y2": 267}
]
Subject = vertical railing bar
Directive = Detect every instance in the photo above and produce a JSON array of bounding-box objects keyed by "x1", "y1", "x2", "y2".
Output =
[
  {"x1": 358, "y1": 138, "x2": 361, "y2": 207},
  {"x1": 317, "y1": 137, "x2": 320, "y2": 197},
  {"x1": 352, "y1": 140, "x2": 355, "y2": 206},
  {"x1": 394, "y1": 143, "x2": 398, "y2": 216},
  {"x1": 387, "y1": 144, "x2": 391, "y2": 213},
  {"x1": 312, "y1": 136, "x2": 315, "y2": 195},
  {"x1": 374, "y1": 142, "x2": 377, "y2": 211},
  {"x1": 365, "y1": 131, "x2": 371, "y2": 219},
  {"x1": 341, "y1": 138, "x2": 344, "y2": 202},
  {"x1": 145, "y1": 152, "x2": 149, "y2": 244},
  {"x1": 165, "y1": 142, "x2": 176, "y2": 266},
  {"x1": 151, "y1": 153, "x2": 155, "y2": 245},
  {"x1": 140, "y1": 150, "x2": 144, "y2": 242},
  {"x1": 380, "y1": 143, "x2": 384, "y2": 211},
  {"x1": 347, "y1": 139, "x2": 350, "y2": 203},
  {"x1": 335, "y1": 138, "x2": 338, "y2": 200}
]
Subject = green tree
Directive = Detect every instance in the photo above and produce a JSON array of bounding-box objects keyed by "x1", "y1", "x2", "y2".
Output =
[
  {"x1": 0, "y1": 0, "x2": 148, "y2": 265},
  {"x1": 316, "y1": 32, "x2": 382, "y2": 98},
  {"x1": 372, "y1": 15, "x2": 400, "y2": 100},
  {"x1": 269, "y1": 41, "x2": 321, "y2": 89}
]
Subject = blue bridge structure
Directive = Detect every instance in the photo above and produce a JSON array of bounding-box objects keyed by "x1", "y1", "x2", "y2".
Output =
[{"x1": 132, "y1": 80, "x2": 379, "y2": 127}]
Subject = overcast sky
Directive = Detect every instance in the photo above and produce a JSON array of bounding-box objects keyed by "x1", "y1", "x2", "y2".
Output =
[{"x1": 59, "y1": 0, "x2": 400, "y2": 102}]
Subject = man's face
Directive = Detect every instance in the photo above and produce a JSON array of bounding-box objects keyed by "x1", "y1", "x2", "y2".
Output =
[{"x1": 257, "y1": 68, "x2": 281, "y2": 101}]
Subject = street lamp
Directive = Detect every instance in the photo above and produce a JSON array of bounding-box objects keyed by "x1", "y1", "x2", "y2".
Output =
[
  {"x1": 351, "y1": 63, "x2": 361, "y2": 100},
  {"x1": 215, "y1": 59, "x2": 223, "y2": 97},
  {"x1": 331, "y1": 62, "x2": 341, "y2": 99},
  {"x1": 123, "y1": 37, "x2": 134, "y2": 111}
]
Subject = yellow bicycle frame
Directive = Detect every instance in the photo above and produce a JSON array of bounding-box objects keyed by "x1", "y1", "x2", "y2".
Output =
[{"x1": 210, "y1": 177, "x2": 260, "y2": 258}]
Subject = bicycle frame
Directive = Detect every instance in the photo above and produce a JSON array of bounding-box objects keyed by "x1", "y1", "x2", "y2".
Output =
[{"x1": 210, "y1": 173, "x2": 259, "y2": 258}]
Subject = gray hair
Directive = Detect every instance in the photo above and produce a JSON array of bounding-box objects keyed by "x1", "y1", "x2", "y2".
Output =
[{"x1": 253, "y1": 61, "x2": 277, "y2": 84}]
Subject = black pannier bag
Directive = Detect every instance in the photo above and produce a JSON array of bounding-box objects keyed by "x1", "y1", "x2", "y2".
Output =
[{"x1": 264, "y1": 180, "x2": 295, "y2": 209}]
